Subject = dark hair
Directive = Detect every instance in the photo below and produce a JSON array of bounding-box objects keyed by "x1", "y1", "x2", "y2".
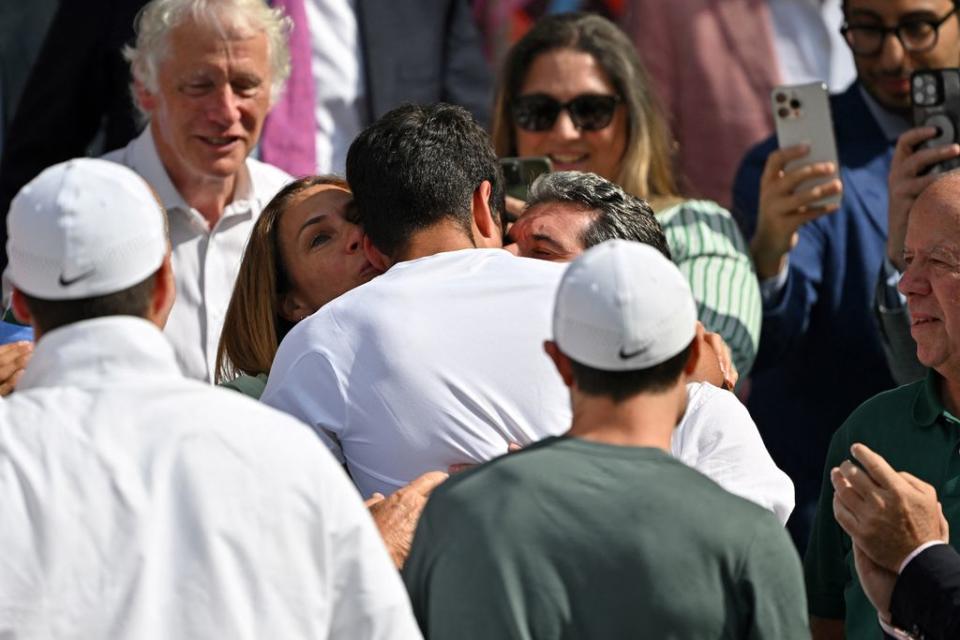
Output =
[
  {"x1": 345, "y1": 103, "x2": 505, "y2": 258},
  {"x1": 21, "y1": 273, "x2": 157, "y2": 335},
  {"x1": 527, "y1": 171, "x2": 671, "y2": 259},
  {"x1": 569, "y1": 342, "x2": 693, "y2": 402},
  {"x1": 492, "y1": 12, "x2": 678, "y2": 200}
]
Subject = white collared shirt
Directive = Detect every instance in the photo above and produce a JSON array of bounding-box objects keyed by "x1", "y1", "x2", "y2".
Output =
[
  {"x1": 769, "y1": 0, "x2": 856, "y2": 92},
  {"x1": 103, "y1": 127, "x2": 292, "y2": 381},
  {"x1": 0, "y1": 316, "x2": 421, "y2": 639},
  {"x1": 305, "y1": 0, "x2": 365, "y2": 174}
]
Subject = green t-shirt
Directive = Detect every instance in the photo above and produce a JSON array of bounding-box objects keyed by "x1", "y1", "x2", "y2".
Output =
[
  {"x1": 806, "y1": 370, "x2": 960, "y2": 639},
  {"x1": 403, "y1": 436, "x2": 808, "y2": 639}
]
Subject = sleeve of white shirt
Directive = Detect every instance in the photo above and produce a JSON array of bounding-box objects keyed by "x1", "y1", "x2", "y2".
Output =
[
  {"x1": 672, "y1": 383, "x2": 795, "y2": 524},
  {"x1": 261, "y1": 346, "x2": 348, "y2": 463},
  {"x1": 319, "y1": 451, "x2": 424, "y2": 640}
]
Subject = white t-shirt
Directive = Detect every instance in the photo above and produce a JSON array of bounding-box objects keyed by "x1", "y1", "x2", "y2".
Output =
[
  {"x1": 0, "y1": 317, "x2": 420, "y2": 639},
  {"x1": 262, "y1": 249, "x2": 571, "y2": 498},
  {"x1": 672, "y1": 382, "x2": 795, "y2": 524},
  {"x1": 103, "y1": 127, "x2": 292, "y2": 382}
]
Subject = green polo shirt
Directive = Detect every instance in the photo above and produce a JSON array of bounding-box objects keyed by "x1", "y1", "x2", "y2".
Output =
[{"x1": 805, "y1": 370, "x2": 960, "y2": 639}]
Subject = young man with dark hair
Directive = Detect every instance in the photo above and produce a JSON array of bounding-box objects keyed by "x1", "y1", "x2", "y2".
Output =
[
  {"x1": 402, "y1": 240, "x2": 808, "y2": 639},
  {"x1": 0, "y1": 158, "x2": 420, "y2": 638},
  {"x1": 262, "y1": 103, "x2": 570, "y2": 499}
]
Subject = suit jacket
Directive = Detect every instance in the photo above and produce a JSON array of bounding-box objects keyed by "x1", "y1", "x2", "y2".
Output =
[
  {"x1": 624, "y1": 0, "x2": 780, "y2": 209},
  {"x1": 358, "y1": 0, "x2": 491, "y2": 127},
  {"x1": 0, "y1": 0, "x2": 491, "y2": 269},
  {"x1": 891, "y1": 544, "x2": 960, "y2": 639},
  {"x1": 0, "y1": 0, "x2": 142, "y2": 266},
  {"x1": 731, "y1": 83, "x2": 896, "y2": 543}
]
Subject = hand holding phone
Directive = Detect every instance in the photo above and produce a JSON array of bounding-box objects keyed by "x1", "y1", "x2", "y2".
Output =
[{"x1": 750, "y1": 84, "x2": 843, "y2": 279}]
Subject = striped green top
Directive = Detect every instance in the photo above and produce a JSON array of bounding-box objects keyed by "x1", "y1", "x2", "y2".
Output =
[{"x1": 657, "y1": 199, "x2": 761, "y2": 376}]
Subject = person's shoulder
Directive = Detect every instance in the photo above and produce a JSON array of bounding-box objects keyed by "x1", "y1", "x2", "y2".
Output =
[{"x1": 840, "y1": 378, "x2": 926, "y2": 436}]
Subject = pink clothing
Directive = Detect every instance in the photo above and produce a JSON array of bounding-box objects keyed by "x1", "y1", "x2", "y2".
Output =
[{"x1": 624, "y1": 0, "x2": 780, "y2": 208}]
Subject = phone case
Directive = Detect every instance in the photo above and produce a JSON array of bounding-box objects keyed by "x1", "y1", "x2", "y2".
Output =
[
  {"x1": 771, "y1": 82, "x2": 841, "y2": 208},
  {"x1": 912, "y1": 69, "x2": 960, "y2": 175}
]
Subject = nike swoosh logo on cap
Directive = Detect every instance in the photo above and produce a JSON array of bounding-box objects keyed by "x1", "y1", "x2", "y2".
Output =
[
  {"x1": 619, "y1": 347, "x2": 642, "y2": 360},
  {"x1": 59, "y1": 270, "x2": 95, "y2": 287}
]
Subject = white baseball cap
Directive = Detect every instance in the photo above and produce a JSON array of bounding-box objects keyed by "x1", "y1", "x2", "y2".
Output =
[
  {"x1": 553, "y1": 240, "x2": 697, "y2": 371},
  {"x1": 6, "y1": 159, "x2": 167, "y2": 300}
]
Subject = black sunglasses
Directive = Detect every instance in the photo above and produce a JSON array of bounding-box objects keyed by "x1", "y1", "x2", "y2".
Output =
[{"x1": 511, "y1": 93, "x2": 621, "y2": 132}]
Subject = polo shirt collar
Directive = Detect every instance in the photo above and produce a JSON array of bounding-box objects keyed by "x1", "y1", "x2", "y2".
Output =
[
  {"x1": 124, "y1": 126, "x2": 256, "y2": 219},
  {"x1": 912, "y1": 369, "x2": 960, "y2": 427}
]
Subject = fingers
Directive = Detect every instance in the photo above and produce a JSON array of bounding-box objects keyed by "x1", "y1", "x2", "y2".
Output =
[
  {"x1": 504, "y1": 196, "x2": 526, "y2": 218},
  {"x1": 833, "y1": 489, "x2": 861, "y2": 534},
  {"x1": 761, "y1": 144, "x2": 811, "y2": 182},
  {"x1": 850, "y1": 443, "x2": 900, "y2": 489},
  {"x1": 405, "y1": 470, "x2": 448, "y2": 496},
  {"x1": 364, "y1": 492, "x2": 385, "y2": 508},
  {"x1": 507, "y1": 442, "x2": 523, "y2": 452},
  {"x1": 899, "y1": 471, "x2": 937, "y2": 494},
  {"x1": 0, "y1": 342, "x2": 32, "y2": 396}
]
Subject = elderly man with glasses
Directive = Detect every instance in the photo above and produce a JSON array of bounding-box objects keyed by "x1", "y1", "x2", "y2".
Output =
[{"x1": 730, "y1": 0, "x2": 960, "y2": 562}]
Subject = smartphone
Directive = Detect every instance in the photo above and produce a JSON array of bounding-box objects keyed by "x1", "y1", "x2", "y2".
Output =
[
  {"x1": 912, "y1": 68, "x2": 960, "y2": 175},
  {"x1": 771, "y1": 82, "x2": 841, "y2": 208},
  {"x1": 499, "y1": 156, "x2": 552, "y2": 201}
]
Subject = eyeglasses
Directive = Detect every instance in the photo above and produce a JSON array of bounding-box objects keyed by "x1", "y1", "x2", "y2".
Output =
[
  {"x1": 511, "y1": 93, "x2": 621, "y2": 132},
  {"x1": 841, "y1": 7, "x2": 958, "y2": 56}
]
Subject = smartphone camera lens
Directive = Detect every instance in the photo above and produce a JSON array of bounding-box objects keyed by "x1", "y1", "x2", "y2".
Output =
[
  {"x1": 777, "y1": 107, "x2": 790, "y2": 119},
  {"x1": 775, "y1": 93, "x2": 787, "y2": 103},
  {"x1": 789, "y1": 99, "x2": 801, "y2": 109}
]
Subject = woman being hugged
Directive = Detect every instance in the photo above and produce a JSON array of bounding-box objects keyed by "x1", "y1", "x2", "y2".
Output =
[{"x1": 216, "y1": 175, "x2": 377, "y2": 398}]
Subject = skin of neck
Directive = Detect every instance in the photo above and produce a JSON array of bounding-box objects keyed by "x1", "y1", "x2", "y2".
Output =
[
  {"x1": 393, "y1": 219, "x2": 479, "y2": 263},
  {"x1": 566, "y1": 381, "x2": 688, "y2": 451}
]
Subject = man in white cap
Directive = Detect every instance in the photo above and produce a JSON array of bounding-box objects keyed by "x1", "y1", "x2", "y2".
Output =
[
  {"x1": 402, "y1": 240, "x2": 808, "y2": 639},
  {"x1": 0, "y1": 158, "x2": 421, "y2": 639}
]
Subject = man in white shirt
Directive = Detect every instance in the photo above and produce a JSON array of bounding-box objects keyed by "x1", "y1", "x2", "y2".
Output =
[
  {"x1": 0, "y1": 158, "x2": 420, "y2": 639},
  {"x1": 262, "y1": 103, "x2": 570, "y2": 498},
  {"x1": 263, "y1": 106, "x2": 793, "y2": 525},
  {"x1": 103, "y1": 0, "x2": 292, "y2": 381}
]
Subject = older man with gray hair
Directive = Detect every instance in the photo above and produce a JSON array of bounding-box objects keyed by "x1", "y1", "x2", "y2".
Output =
[{"x1": 103, "y1": 0, "x2": 292, "y2": 381}]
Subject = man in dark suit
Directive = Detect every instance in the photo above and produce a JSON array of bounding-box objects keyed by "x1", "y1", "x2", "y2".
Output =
[
  {"x1": 731, "y1": 0, "x2": 960, "y2": 556},
  {"x1": 0, "y1": 0, "x2": 491, "y2": 269},
  {"x1": 833, "y1": 443, "x2": 959, "y2": 639}
]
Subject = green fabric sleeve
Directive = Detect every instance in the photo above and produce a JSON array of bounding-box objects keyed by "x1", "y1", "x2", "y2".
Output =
[{"x1": 658, "y1": 199, "x2": 762, "y2": 376}]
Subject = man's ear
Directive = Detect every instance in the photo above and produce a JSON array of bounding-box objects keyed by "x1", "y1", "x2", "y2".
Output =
[
  {"x1": 133, "y1": 79, "x2": 158, "y2": 115},
  {"x1": 148, "y1": 253, "x2": 177, "y2": 329},
  {"x1": 683, "y1": 335, "x2": 701, "y2": 376},
  {"x1": 362, "y1": 235, "x2": 392, "y2": 272},
  {"x1": 471, "y1": 180, "x2": 502, "y2": 248},
  {"x1": 10, "y1": 288, "x2": 32, "y2": 326},
  {"x1": 544, "y1": 340, "x2": 575, "y2": 387}
]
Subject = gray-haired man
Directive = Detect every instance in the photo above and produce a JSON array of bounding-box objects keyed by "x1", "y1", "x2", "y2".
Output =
[{"x1": 103, "y1": 0, "x2": 292, "y2": 381}]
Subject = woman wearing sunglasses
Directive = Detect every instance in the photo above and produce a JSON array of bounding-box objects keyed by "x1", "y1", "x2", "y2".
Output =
[{"x1": 492, "y1": 12, "x2": 762, "y2": 377}]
